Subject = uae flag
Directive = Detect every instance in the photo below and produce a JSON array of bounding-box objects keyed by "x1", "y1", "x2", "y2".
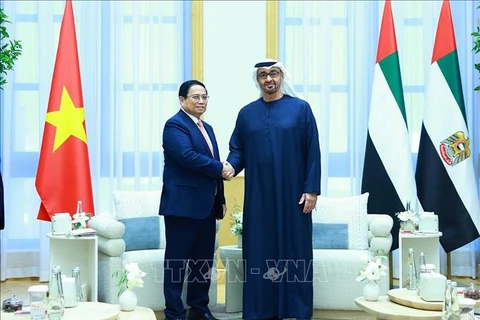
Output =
[
  {"x1": 35, "y1": 0, "x2": 95, "y2": 221},
  {"x1": 361, "y1": 0, "x2": 417, "y2": 250},
  {"x1": 415, "y1": 0, "x2": 480, "y2": 253}
]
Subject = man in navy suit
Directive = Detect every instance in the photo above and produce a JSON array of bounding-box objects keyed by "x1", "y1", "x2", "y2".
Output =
[{"x1": 159, "y1": 80, "x2": 231, "y2": 320}]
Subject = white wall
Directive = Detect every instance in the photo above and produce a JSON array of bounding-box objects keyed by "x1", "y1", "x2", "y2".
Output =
[{"x1": 203, "y1": 1, "x2": 267, "y2": 163}]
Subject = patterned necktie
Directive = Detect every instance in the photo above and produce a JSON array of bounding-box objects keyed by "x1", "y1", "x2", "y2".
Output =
[{"x1": 197, "y1": 120, "x2": 214, "y2": 156}]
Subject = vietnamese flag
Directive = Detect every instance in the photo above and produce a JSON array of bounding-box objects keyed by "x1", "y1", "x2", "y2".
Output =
[{"x1": 35, "y1": 0, "x2": 94, "y2": 221}]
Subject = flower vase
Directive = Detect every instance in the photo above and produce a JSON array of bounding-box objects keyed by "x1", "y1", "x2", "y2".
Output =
[
  {"x1": 363, "y1": 281, "x2": 380, "y2": 301},
  {"x1": 119, "y1": 289, "x2": 137, "y2": 311},
  {"x1": 401, "y1": 221, "x2": 415, "y2": 232},
  {"x1": 237, "y1": 234, "x2": 242, "y2": 248}
]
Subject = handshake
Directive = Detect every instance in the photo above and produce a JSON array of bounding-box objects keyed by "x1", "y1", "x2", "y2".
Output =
[{"x1": 222, "y1": 161, "x2": 235, "y2": 181}]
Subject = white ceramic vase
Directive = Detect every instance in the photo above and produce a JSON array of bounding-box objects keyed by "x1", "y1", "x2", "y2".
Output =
[
  {"x1": 119, "y1": 289, "x2": 137, "y2": 311},
  {"x1": 237, "y1": 234, "x2": 242, "y2": 248},
  {"x1": 363, "y1": 281, "x2": 380, "y2": 301}
]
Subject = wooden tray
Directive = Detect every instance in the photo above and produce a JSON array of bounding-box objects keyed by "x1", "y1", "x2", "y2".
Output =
[
  {"x1": 388, "y1": 288, "x2": 443, "y2": 311},
  {"x1": 388, "y1": 288, "x2": 480, "y2": 311}
]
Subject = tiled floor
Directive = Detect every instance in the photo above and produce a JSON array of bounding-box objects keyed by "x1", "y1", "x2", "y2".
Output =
[{"x1": 1, "y1": 275, "x2": 478, "y2": 319}]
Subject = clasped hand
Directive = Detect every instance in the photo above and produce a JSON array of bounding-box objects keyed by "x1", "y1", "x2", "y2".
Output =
[{"x1": 222, "y1": 161, "x2": 235, "y2": 181}]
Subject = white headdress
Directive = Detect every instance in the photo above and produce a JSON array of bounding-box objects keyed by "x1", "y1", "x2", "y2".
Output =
[{"x1": 252, "y1": 59, "x2": 303, "y2": 99}]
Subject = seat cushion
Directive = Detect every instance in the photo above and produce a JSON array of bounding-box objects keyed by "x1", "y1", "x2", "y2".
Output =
[{"x1": 313, "y1": 193, "x2": 369, "y2": 250}]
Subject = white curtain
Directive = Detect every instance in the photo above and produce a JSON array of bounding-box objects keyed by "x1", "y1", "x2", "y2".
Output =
[
  {"x1": 279, "y1": 0, "x2": 480, "y2": 278},
  {"x1": 0, "y1": 0, "x2": 186, "y2": 281}
]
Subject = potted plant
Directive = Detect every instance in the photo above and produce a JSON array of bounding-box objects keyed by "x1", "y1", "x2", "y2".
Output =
[
  {"x1": 0, "y1": 7, "x2": 22, "y2": 230},
  {"x1": 112, "y1": 262, "x2": 146, "y2": 311},
  {"x1": 0, "y1": 7, "x2": 22, "y2": 88},
  {"x1": 473, "y1": 4, "x2": 480, "y2": 91},
  {"x1": 229, "y1": 201, "x2": 243, "y2": 247},
  {"x1": 356, "y1": 255, "x2": 388, "y2": 301}
]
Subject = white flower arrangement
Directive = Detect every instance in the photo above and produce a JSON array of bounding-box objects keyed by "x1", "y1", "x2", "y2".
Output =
[
  {"x1": 72, "y1": 211, "x2": 92, "y2": 230},
  {"x1": 395, "y1": 211, "x2": 419, "y2": 231},
  {"x1": 395, "y1": 201, "x2": 419, "y2": 231},
  {"x1": 356, "y1": 255, "x2": 388, "y2": 283},
  {"x1": 230, "y1": 201, "x2": 243, "y2": 236},
  {"x1": 112, "y1": 262, "x2": 147, "y2": 297},
  {"x1": 396, "y1": 210, "x2": 419, "y2": 223}
]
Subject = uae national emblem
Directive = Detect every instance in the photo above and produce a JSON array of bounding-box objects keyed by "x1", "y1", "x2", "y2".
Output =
[{"x1": 439, "y1": 131, "x2": 471, "y2": 166}]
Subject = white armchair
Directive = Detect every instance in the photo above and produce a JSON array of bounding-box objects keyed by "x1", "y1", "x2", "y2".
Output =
[
  {"x1": 312, "y1": 213, "x2": 393, "y2": 310},
  {"x1": 311, "y1": 193, "x2": 394, "y2": 310},
  {"x1": 89, "y1": 190, "x2": 219, "y2": 312}
]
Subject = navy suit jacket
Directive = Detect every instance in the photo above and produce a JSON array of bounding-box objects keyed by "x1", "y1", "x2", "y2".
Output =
[{"x1": 159, "y1": 110, "x2": 225, "y2": 219}]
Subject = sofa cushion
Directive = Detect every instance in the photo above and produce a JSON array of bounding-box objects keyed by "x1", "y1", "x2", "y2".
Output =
[
  {"x1": 112, "y1": 190, "x2": 161, "y2": 219},
  {"x1": 312, "y1": 222, "x2": 348, "y2": 249},
  {"x1": 314, "y1": 193, "x2": 369, "y2": 250},
  {"x1": 112, "y1": 190, "x2": 166, "y2": 249},
  {"x1": 119, "y1": 216, "x2": 161, "y2": 251}
]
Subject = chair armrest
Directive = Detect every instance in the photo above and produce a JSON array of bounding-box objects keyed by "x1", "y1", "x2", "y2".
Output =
[
  {"x1": 90, "y1": 215, "x2": 126, "y2": 257},
  {"x1": 90, "y1": 215, "x2": 125, "y2": 239},
  {"x1": 367, "y1": 214, "x2": 393, "y2": 256}
]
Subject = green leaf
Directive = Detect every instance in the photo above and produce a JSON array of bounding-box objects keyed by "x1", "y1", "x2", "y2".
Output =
[{"x1": 0, "y1": 8, "x2": 22, "y2": 89}]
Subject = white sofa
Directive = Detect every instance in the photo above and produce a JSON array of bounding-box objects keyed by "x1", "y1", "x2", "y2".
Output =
[
  {"x1": 89, "y1": 190, "x2": 219, "y2": 312},
  {"x1": 312, "y1": 193, "x2": 393, "y2": 310}
]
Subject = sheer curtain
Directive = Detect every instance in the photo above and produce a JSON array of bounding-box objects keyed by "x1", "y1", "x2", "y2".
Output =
[
  {"x1": 279, "y1": 0, "x2": 480, "y2": 278},
  {"x1": 0, "y1": 0, "x2": 187, "y2": 281}
]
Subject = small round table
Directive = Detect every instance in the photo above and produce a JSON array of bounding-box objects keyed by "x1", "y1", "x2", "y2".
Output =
[{"x1": 219, "y1": 245, "x2": 243, "y2": 313}]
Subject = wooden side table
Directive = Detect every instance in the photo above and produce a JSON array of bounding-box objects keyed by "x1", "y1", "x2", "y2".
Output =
[
  {"x1": 398, "y1": 232, "x2": 442, "y2": 289},
  {"x1": 47, "y1": 233, "x2": 98, "y2": 302}
]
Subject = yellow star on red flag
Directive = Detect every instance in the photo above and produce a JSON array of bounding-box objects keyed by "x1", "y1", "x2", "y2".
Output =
[
  {"x1": 35, "y1": 0, "x2": 95, "y2": 222},
  {"x1": 46, "y1": 86, "x2": 87, "y2": 152}
]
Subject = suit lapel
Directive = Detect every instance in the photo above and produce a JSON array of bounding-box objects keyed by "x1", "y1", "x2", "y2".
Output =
[{"x1": 177, "y1": 111, "x2": 215, "y2": 158}]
